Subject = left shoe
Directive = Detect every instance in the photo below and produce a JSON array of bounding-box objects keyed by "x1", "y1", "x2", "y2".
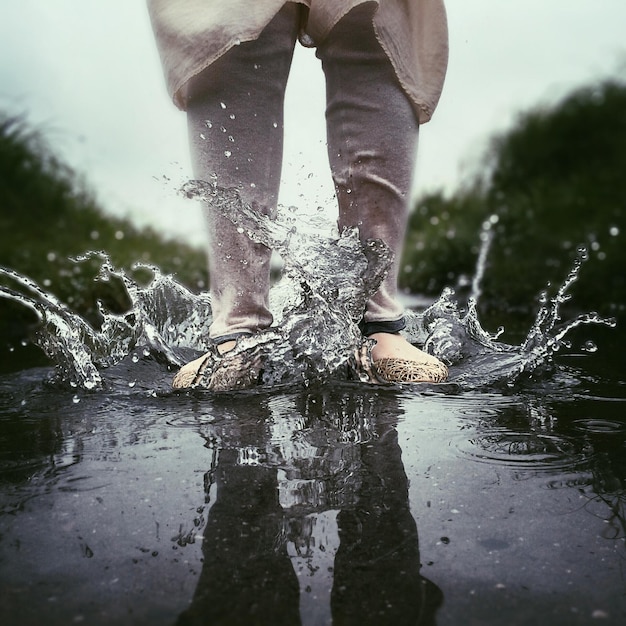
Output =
[{"x1": 172, "y1": 345, "x2": 262, "y2": 391}]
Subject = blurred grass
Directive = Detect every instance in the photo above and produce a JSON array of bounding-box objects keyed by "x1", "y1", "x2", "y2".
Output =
[
  {"x1": 400, "y1": 78, "x2": 626, "y2": 337},
  {"x1": 0, "y1": 114, "x2": 207, "y2": 370}
]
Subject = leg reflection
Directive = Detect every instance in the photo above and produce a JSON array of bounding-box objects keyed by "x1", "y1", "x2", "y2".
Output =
[
  {"x1": 290, "y1": 389, "x2": 443, "y2": 625},
  {"x1": 176, "y1": 402, "x2": 300, "y2": 626},
  {"x1": 178, "y1": 389, "x2": 442, "y2": 625},
  {"x1": 331, "y1": 417, "x2": 442, "y2": 625}
]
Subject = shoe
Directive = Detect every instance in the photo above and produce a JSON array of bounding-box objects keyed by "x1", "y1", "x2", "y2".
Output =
[
  {"x1": 172, "y1": 352, "x2": 212, "y2": 389},
  {"x1": 356, "y1": 332, "x2": 449, "y2": 384},
  {"x1": 172, "y1": 342, "x2": 262, "y2": 391},
  {"x1": 372, "y1": 356, "x2": 448, "y2": 383}
]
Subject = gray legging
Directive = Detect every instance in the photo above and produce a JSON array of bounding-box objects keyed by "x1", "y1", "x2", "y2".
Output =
[{"x1": 186, "y1": 3, "x2": 419, "y2": 343}]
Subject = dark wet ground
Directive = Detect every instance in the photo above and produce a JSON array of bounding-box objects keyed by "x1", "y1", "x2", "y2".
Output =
[{"x1": 1, "y1": 340, "x2": 625, "y2": 626}]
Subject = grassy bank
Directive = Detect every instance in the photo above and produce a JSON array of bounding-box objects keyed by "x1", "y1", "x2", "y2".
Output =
[
  {"x1": 400, "y1": 78, "x2": 626, "y2": 336},
  {"x1": 0, "y1": 115, "x2": 207, "y2": 371}
]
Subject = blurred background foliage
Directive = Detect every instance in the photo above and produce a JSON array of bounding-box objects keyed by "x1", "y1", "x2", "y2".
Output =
[
  {"x1": 400, "y1": 77, "x2": 626, "y2": 336},
  {"x1": 0, "y1": 114, "x2": 207, "y2": 369},
  {"x1": 1, "y1": 76, "x2": 624, "y2": 368}
]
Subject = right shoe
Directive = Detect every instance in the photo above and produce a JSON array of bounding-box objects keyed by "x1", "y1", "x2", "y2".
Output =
[
  {"x1": 371, "y1": 356, "x2": 448, "y2": 383},
  {"x1": 355, "y1": 334, "x2": 449, "y2": 384}
]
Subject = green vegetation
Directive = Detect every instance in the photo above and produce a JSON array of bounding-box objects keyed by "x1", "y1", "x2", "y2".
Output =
[
  {"x1": 0, "y1": 115, "x2": 208, "y2": 306},
  {"x1": 0, "y1": 114, "x2": 207, "y2": 368},
  {"x1": 401, "y1": 78, "x2": 626, "y2": 331}
]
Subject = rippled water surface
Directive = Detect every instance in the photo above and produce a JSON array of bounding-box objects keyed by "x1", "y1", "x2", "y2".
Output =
[
  {"x1": 1, "y1": 188, "x2": 625, "y2": 624},
  {"x1": 0, "y1": 360, "x2": 624, "y2": 626}
]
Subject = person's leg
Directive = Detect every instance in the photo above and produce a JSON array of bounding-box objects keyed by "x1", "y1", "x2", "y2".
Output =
[
  {"x1": 317, "y1": 4, "x2": 447, "y2": 382},
  {"x1": 186, "y1": 5, "x2": 300, "y2": 345},
  {"x1": 172, "y1": 5, "x2": 301, "y2": 390}
]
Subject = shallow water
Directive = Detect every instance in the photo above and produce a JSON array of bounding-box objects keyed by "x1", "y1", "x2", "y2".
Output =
[
  {"x1": 1, "y1": 186, "x2": 625, "y2": 624},
  {"x1": 0, "y1": 357, "x2": 624, "y2": 626}
]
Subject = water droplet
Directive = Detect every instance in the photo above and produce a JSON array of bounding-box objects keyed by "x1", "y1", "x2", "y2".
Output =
[
  {"x1": 220, "y1": 102, "x2": 226, "y2": 109},
  {"x1": 236, "y1": 227, "x2": 244, "y2": 234},
  {"x1": 272, "y1": 122, "x2": 278, "y2": 128},
  {"x1": 224, "y1": 150, "x2": 232, "y2": 158},
  {"x1": 115, "y1": 230, "x2": 124, "y2": 240},
  {"x1": 228, "y1": 135, "x2": 235, "y2": 143},
  {"x1": 128, "y1": 380, "x2": 137, "y2": 388},
  {"x1": 199, "y1": 133, "x2": 206, "y2": 140},
  {"x1": 250, "y1": 183, "x2": 256, "y2": 188},
  {"x1": 609, "y1": 226, "x2": 619, "y2": 236},
  {"x1": 229, "y1": 114, "x2": 235, "y2": 120},
  {"x1": 205, "y1": 120, "x2": 212, "y2": 128},
  {"x1": 90, "y1": 230, "x2": 100, "y2": 240},
  {"x1": 131, "y1": 354, "x2": 139, "y2": 363},
  {"x1": 72, "y1": 395, "x2": 81, "y2": 404},
  {"x1": 576, "y1": 245, "x2": 589, "y2": 261},
  {"x1": 143, "y1": 348, "x2": 151, "y2": 357},
  {"x1": 47, "y1": 251, "x2": 57, "y2": 262},
  {"x1": 581, "y1": 340, "x2": 597, "y2": 353}
]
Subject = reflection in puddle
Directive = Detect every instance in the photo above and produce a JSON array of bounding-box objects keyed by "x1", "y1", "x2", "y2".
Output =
[
  {"x1": 177, "y1": 389, "x2": 443, "y2": 625},
  {"x1": 0, "y1": 372, "x2": 624, "y2": 624}
]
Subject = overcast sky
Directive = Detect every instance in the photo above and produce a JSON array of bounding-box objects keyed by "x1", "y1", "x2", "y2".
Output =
[{"x1": 1, "y1": 1, "x2": 625, "y2": 246}]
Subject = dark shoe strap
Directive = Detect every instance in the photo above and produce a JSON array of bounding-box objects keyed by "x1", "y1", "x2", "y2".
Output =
[
  {"x1": 211, "y1": 331, "x2": 253, "y2": 346},
  {"x1": 359, "y1": 317, "x2": 406, "y2": 337}
]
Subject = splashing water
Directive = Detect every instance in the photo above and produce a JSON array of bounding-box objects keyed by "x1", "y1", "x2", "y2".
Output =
[{"x1": 0, "y1": 182, "x2": 616, "y2": 391}]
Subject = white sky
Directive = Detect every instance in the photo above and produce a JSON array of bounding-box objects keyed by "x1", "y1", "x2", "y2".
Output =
[{"x1": 1, "y1": 1, "x2": 624, "y2": 247}]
